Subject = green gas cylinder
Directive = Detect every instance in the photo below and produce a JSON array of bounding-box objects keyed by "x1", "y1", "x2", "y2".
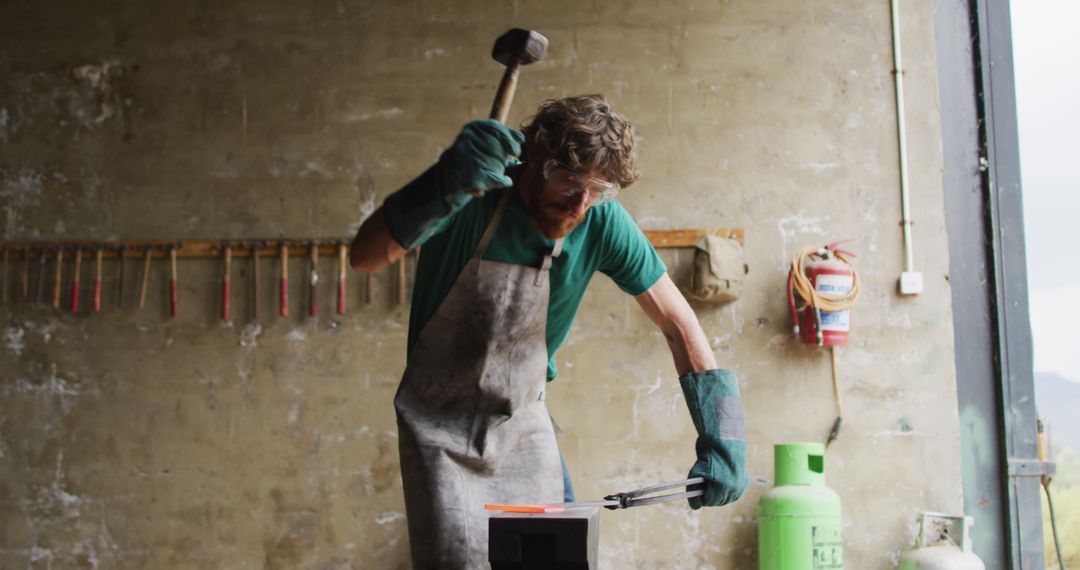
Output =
[{"x1": 758, "y1": 443, "x2": 843, "y2": 569}]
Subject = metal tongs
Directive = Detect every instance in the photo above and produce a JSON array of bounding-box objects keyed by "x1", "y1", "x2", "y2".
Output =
[
  {"x1": 602, "y1": 476, "x2": 704, "y2": 509},
  {"x1": 485, "y1": 477, "x2": 704, "y2": 513}
]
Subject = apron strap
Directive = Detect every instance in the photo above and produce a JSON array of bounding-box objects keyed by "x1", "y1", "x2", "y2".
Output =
[
  {"x1": 535, "y1": 237, "x2": 564, "y2": 286},
  {"x1": 471, "y1": 189, "x2": 512, "y2": 260}
]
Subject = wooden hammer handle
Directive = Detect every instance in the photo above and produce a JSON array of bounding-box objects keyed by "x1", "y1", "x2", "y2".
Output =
[
  {"x1": 169, "y1": 248, "x2": 178, "y2": 318},
  {"x1": 93, "y1": 249, "x2": 103, "y2": 313},
  {"x1": 337, "y1": 244, "x2": 347, "y2": 315},
  {"x1": 279, "y1": 245, "x2": 289, "y2": 317},
  {"x1": 489, "y1": 59, "x2": 522, "y2": 124},
  {"x1": 52, "y1": 249, "x2": 63, "y2": 309},
  {"x1": 222, "y1": 247, "x2": 232, "y2": 321},
  {"x1": 70, "y1": 249, "x2": 81, "y2": 313},
  {"x1": 464, "y1": 58, "x2": 525, "y2": 199}
]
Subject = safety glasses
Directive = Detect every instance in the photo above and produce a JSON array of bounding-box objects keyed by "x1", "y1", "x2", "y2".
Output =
[{"x1": 542, "y1": 159, "x2": 620, "y2": 206}]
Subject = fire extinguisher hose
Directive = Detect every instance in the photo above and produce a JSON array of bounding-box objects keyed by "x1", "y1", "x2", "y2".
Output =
[
  {"x1": 789, "y1": 246, "x2": 861, "y2": 313},
  {"x1": 789, "y1": 245, "x2": 861, "y2": 448}
]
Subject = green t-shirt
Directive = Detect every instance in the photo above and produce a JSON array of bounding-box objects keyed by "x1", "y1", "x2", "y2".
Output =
[{"x1": 402, "y1": 186, "x2": 666, "y2": 380}]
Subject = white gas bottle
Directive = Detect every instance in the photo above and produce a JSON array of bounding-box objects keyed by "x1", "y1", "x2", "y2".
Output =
[{"x1": 899, "y1": 513, "x2": 986, "y2": 570}]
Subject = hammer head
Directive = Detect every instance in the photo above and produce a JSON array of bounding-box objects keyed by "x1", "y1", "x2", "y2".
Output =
[{"x1": 492, "y1": 28, "x2": 549, "y2": 66}]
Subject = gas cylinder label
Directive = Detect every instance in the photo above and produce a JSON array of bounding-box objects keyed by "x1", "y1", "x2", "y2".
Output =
[
  {"x1": 815, "y1": 274, "x2": 852, "y2": 332},
  {"x1": 811, "y1": 525, "x2": 842, "y2": 569}
]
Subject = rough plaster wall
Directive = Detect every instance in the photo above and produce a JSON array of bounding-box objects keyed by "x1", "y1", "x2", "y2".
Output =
[{"x1": 0, "y1": 0, "x2": 962, "y2": 568}]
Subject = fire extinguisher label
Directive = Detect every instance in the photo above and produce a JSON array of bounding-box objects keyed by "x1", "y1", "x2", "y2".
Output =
[
  {"x1": 815, "y1": 273, "x2": 853, "y2": 295},
  {"x1": 815, "y1": 274, "x2": 853, "y2": 332}
]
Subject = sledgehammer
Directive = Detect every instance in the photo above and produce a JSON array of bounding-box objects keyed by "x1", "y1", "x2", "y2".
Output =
[
  {"x1": 489, "y1": 29, "x2": 548, "y2": 123},
  {"x1": 464, "y1": 29, "x2": 548, "y2": 198}
]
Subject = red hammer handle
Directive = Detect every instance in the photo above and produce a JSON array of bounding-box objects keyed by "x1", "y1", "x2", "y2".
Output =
[
  {"x1": 170, "y1": 279, "x2": 177, "y2": 317},
  {"x1": 70, "y1": 278, "x2": 80, "y2": 312}
]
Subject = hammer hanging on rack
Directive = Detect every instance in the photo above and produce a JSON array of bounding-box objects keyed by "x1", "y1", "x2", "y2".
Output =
[
  {"x1": 139, "y1": 247, "x2": 152, "y2": 309},
  {"x1": 308, "y1": 242, "x2": 319, "y2": 317},
  {"x1": 337, "y1": 242, "x2": 347, "y2": 315},
  {"x1": 70, "y1": 247, "x2": 82, "y2": 313},
  {"x1": 35, "y1": 249, "x2": 46, "y2": 304},
  {"x1": 93, "y1": 247, "x2": 103, "y2": 313},
  {"x1": 116, "y1": 245, "x2": 126, "y2": 309},
  {"x1": 169, "y1": 246, "x2": 178, "y2": 318},
  {"x1": 1, "y1": 247, "x2": 7, "y2": 304},
  {"x1": 279, "y1": 242, "x2": 289, "y2": 317},
  {"x1": 52, "y1": 248, "x2": 64, "y2": 309},
  {"x1": 252, "y1": 243, "x2": 261, "y2": 322},
  {"x1": 221, "y1": 244, "x2": 232, "y2": 321},
  {"x1": 23, "y1": 247, "x2": 31, "y2": 300}
]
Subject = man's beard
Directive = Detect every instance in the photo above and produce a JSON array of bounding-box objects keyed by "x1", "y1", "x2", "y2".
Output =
[{"x1": 525, "y1": 188, "x2": 588, "y2": 239}]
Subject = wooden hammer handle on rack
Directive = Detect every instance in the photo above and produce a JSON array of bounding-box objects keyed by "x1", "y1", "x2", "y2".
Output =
[
  {"x1": 70, "y1": 248, "x2": 82, "y2": 313},
  {"x1": 279, "y1": 243, "x2": 289, "y2": 317},
  {"x1": 139, "y1": 247, "x2": 152, "y2": 309},
  {"x1": 93, "y1": 248, "x2": 103, "y2": 313},
  {"x1": 222, "y1": 245, "x2": 232, "y2": 321},
  {"x1": 169, "y1": 247, "x2": 178, "y2": 318},
  {"x1": 337, "y1": 243, "x2": 347, "y2": 315},
  {"x1": 52, "y1": 248, "x2": 63, "y2": 309},
  {"x1": 308, "y1": 242, "x2": 319, "y2": 317}
]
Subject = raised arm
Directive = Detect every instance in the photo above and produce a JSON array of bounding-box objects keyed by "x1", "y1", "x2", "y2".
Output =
[
  {"x1": 348, "y1": 119, "x2": 523, "y2": 274},
  {"x1": 349, "y1": 209, "x2": 407, "y2": 273}
]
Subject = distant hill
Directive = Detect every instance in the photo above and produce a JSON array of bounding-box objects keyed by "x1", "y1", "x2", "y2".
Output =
[{"x1": 1035, "y1": 371, "x2": 1080, "y2": 453}]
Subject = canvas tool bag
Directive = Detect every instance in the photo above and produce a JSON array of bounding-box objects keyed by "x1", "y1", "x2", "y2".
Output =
[{"x1": 688, "y1": 234, "x2": 746, "y2": 303}]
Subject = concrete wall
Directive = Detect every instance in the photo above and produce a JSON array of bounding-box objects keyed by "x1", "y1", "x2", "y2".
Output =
[{"x1": 0, "y1": 1, "x2": 963, "y2": 568}]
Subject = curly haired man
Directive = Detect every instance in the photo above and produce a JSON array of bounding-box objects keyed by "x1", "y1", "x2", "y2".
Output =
[{"x1": 350, "y1": 95, "x2": 747, "y2": 569}]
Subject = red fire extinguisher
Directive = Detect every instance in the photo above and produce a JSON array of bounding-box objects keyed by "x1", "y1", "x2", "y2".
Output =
[{"x1": 787, "y1": 243, "x2": 860, "y2": 347}]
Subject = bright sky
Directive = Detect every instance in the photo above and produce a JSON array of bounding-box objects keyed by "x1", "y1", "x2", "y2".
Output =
[{"x1": 1012, "y1": 0, "x2": 1080, "y2": 383}]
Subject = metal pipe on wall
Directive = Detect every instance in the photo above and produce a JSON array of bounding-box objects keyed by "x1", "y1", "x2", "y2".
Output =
[{"x1": 890, "y1": 0, "x2": 923, "y2": 295}]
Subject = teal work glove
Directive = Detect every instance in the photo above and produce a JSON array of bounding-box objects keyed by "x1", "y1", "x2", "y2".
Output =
[
  {"x1": 680, "y1": 369, "x2": 748, "y2": 509},
  {"x1": 382, "y1": 119, "x2": 524, "y2": 249}
]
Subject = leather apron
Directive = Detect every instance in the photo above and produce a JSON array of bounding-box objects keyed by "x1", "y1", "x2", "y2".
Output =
[{"x1": 394, "y1": 189, "x2": 565, "y2": 569}]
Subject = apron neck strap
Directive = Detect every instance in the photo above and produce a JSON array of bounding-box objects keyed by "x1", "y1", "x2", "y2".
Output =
[
  {"x1": 550, "y1": 238, "x2": 564, "y2": 259},
  {"x1": 536, "y1": 238, "x2": 564, "y2": 285},
  {"x1": 471, "y1": 188, "x2": 566, "y2": 280},
  {"x1": 471, "y1": 189, "x2": 512, "y2": 260}
]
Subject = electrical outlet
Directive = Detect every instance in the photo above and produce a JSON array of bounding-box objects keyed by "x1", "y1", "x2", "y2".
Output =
[{"x1": 899, "y1": 271, "x2": 923, "y2": 295}]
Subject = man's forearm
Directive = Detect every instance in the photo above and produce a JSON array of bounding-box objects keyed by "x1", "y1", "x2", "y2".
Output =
[
  {"x1": 634, "y1": 273, "x2": 717, "y2": 375},
  {"x1": 349, "y1": 209, "x2": 407, "y2": 273},
  {"x1": 661, "y1": 314, "x2": 717, "y2": 375}
]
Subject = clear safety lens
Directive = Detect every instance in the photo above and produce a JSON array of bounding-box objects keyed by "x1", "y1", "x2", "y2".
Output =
[{"x1": 542, "y1": 160, "x2": 620, "y2": 205}]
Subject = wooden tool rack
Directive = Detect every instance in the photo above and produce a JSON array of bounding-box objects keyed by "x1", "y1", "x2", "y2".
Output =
[{"x1": 0, "y1": 228, "x2": 743, "y2": 318}]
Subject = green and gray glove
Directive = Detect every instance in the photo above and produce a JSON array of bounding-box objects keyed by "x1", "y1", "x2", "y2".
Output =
[
  {"x1": 680, "y1": 368, "x2": 748, "y2": 509},
  {"x1": 383, "y1": 119, "x2": 524, "y2": 249}
]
